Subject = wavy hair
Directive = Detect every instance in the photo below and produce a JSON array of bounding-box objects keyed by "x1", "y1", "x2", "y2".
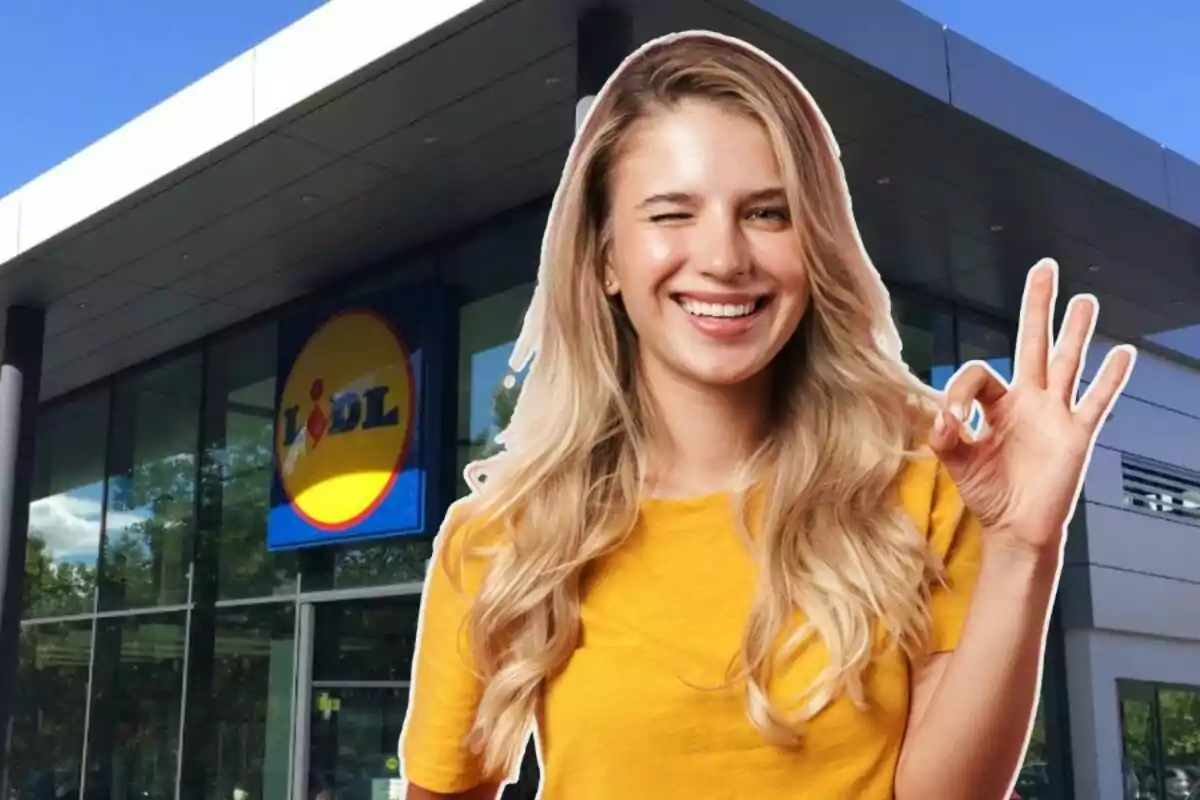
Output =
[{"x1": 444, "y1": 31, "x2": 947, "y2": 777}]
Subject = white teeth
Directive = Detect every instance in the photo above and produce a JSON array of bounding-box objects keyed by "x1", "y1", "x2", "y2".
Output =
[{"x1": 678, "y1": 298, "x2": 758, "y2": 318}]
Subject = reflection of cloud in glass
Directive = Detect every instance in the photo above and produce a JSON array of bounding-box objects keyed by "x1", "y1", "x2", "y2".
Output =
[{"x1": 28, "y1": 489, "x2": 146, "y2": 563}]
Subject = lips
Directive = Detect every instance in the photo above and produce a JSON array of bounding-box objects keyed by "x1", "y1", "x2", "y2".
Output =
[{"x1": 670, "y1": 292, "x2": 772, "y2": 339}]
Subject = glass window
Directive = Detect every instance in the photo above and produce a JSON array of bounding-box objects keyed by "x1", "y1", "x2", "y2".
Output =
[
  {"x1": 333, "y1": 539, "x2": 432, "y2": 591},
  {"x1": 456, "y1": 283, "x2": 534, "y2": 498},
  {"x1": 179, "y1": 604, "x2": 295, "y2": 800},
  {"x1": 101, "y1": 354, "x2": 201, "y2": 611},
  {"x1": 1014, "y1": 697, "x2": 1060, "y2": 800},
  {"x1": 25, "y1": 389, "x2": 109, "y2": 619},
  {"x1": 300, "y1": 537, "x2": 432, "y2": 593},
  {"x1": 6, "y1": 620, "x2": 93, "y2": 800},
  {"x1": 1120, "y1": 680, "x2": 1163, "y2": 799},
  {"x1": 1117, "y1": 679, "x2": 1200, "y2": 799},
  {"x1": 199, "y1": 323, "x2": 296, "y2": 601},
  {"x1": 891, "y1": 294, "x2": 956, "y2": 391},
  {"x1": 1158, "y1": 686, "x2": 1200, "y2": 799},
  {"x1": 84, "y1": 612, "x2": 187, "y2": 800},
  {"x1": 312, "y1": 596, "x2": 421, "y2": 684}
]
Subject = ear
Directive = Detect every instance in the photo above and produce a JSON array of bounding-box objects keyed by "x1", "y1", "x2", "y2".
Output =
[{"x1": 603, "y1": 269, "x2": 621, "y2": 296}]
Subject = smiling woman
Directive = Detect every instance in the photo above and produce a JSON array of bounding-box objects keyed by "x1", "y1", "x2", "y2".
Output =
[
  {"x1": 400, "y1": 29, "x2": 1133, "y2": 800},
  {"x1": 605, "y1": 101, "x2": 807, "y2": 387}
]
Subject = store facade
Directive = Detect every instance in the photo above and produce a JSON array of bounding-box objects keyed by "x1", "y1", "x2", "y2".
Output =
[
  {"x1": 12, "y1": 198, "x2": 1065, "y2": 800},
  {"x1": 2, "y1": 1, "x2": 1199, "y2": 799}
]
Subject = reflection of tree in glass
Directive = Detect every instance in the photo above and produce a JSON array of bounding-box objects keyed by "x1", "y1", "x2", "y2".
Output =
[
  {"x1": 1124, "y1": 699, "x2": 1154, "y2": 765},
  {"x1": 470, "y1": 378, "x2": 523, "y2": 461},
  {"x1": 201, "y1": 413, "x2": 296, "y2": 599},
  {"x1": 333, "y1": 538, "x2": 432, "y2": 588},
  {"x1": 197, "y1": 606, "x2": 294, "y2": 800},
  {"x1": 457, "y1": 377, "x2": 523, "y2": 501},
  {"x1": 1160, "y1": 688, "x2": 1200, "y2": 765},
  {"x1": 103, "y1": 452, "x2": 196, "y2": 609},
  {"x1": 8, "y1": 622, "x2": 91, "y2": 800},
  {"x1": 85, "y1": 617, "x2": 186, "y2": 800},
  {"x1": 23, "y1": 537, "x2": 97, "y2": 618}
]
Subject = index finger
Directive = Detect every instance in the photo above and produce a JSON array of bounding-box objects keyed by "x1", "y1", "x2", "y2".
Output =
[{"x1": 1013, "y1": 259, "x2": 1058, "y2": 389}]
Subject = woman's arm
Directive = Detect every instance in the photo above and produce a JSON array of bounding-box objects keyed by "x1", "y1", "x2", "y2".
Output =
[
  {"x1": 895, "y1": 535, "x2": 1058, "y2": 800},
  {"x1": 406, "y1": 783, "x2": 501, "y2": 800}
]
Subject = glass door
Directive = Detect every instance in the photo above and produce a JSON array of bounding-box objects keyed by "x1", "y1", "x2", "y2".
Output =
[
  {"x1": 292, "y1": 595, "x2": 422, "y2": 800},
  {"x1": 307, "y1": 683, "x2": 409, "y2": 800}
]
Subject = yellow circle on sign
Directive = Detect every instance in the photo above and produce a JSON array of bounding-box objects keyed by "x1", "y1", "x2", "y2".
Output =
[
  {"x1": 385, "y1": 756, "x2": 399, "y2": 773},
  {"x1": 275, "y1": 310, "x2": 414, "y2": 531}
]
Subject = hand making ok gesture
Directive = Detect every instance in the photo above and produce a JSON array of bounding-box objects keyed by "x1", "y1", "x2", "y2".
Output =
[{"x1": 928, "y1": 258, "x2": 1136, "y2": 560}]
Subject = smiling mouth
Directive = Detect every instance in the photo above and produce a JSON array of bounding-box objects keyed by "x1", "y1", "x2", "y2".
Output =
[{"x1": 672, "y1": 295, "x2": 772, "y2": 319}]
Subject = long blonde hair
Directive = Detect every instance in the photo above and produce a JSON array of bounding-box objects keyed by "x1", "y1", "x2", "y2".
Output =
[{"x1": 445, "y1": 31, "x2": 945, "y2": 777}]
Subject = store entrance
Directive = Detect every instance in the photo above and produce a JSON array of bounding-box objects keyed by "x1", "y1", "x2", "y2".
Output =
[
  {"x1": 307, "y1": 683, "x2": 408, "y2": 800},
  {"x1": 295, "y1": 595, "x2": 422, "y2": 800},
  {"x1": 293, "y1": 592, "x2": 541, "y2": 800}
]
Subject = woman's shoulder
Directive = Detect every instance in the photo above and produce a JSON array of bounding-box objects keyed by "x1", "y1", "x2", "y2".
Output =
[
  {"x1": 430, "y1": 497, "x2": 511, "y2": 590},
  {"x1": 893, "y1": 446, "x2": 965, "y2": 540}
]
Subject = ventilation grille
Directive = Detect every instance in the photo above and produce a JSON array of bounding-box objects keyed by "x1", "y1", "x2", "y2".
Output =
[{"x1": 1122, "y1": 454, "x2": 1200, "y2": 525}]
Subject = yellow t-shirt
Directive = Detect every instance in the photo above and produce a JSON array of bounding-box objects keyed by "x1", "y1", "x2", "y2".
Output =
[{"x1": 401, "y1": 454, "x2": 983, "y2": 798}]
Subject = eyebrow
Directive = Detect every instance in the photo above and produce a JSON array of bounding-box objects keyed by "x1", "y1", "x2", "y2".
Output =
[
  {"x1": 636, "y1": 192, "x2": 696, "y2": 209},
  {"x1": 635, "y1": 187, "x2": 787, "y2": 209}
]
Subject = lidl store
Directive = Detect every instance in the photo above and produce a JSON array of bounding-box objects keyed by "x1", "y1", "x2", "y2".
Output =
[{"x1": 2, "y1": 2, "x2": 1200, "y2": 800}]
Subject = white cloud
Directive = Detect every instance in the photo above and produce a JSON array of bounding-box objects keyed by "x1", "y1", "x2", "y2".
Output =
[{"x1": 28, "y1": 492, "x2": 146, "y2": 563}]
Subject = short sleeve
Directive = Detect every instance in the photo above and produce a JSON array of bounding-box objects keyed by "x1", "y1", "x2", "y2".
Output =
[
  {"x1": 400, "y1": 513, "x2": 495, "y2": 792},
  {"x1": 924, "y1": 461, "x2": 984, "y2": 655}
]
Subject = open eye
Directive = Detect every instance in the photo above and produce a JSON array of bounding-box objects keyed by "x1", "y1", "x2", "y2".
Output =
[{"x1": 747, "y1": 206, "x2": 790, "y2": 223}]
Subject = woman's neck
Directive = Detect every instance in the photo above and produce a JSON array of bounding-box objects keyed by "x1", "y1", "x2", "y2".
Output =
[{"x1": 639, "y1": 356, "x2": 771, "y2": 499}]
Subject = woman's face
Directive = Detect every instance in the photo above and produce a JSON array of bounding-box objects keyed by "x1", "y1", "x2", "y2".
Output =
[{"x1": 605, "y1": 99, "x2": 811, "y2": 388}]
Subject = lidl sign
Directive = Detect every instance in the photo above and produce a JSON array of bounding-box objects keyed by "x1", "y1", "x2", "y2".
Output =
[{"x1": 268, "y1": 303, "x2": 428, "y2": 550}]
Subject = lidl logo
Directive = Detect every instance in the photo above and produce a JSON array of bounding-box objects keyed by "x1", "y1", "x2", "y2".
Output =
[{"x1": 274, "y1": 309, "x2": 415, "y2": 532}]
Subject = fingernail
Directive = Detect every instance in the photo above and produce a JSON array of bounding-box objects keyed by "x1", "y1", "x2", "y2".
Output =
[
  {"x1": 933, "y1": 413, "x2": 946, "y2": 435},
  {"x1": 949, "y1": 404, "x2": 966, "y2": 423}
]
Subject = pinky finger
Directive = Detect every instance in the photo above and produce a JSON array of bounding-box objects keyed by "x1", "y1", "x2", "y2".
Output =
[{"x1": 1076, "y1": 345, "x2": 1137, "y2": 431}]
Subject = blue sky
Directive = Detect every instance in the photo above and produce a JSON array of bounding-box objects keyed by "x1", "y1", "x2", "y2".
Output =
[
  {"x1": 0, "y1": 0, "x2": 326, "y2": 197},
  {"x1": 900, "y1": 0, "x2": 1199, "y2": 163},
  {"x1": 0, "y1": 0, "x2": 1196, "y2": 198}
]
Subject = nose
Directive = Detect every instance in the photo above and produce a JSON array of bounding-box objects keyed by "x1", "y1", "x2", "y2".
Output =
[{"x1": 698, "y1": 212, "x2": 750, "y2": 280}]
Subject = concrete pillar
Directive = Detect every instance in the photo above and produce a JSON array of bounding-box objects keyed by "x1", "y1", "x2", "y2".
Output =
[
  {"x1": 0, "y1": 305, "x2": 45, "y2": 770},
  {"x1": 575, "y1": 6, "x2": 634, "y2": 131}
]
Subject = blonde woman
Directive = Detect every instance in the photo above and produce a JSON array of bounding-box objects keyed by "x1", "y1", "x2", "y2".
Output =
[{"x1": 401, "y1": 30, "x2": 1133, "y2": 800}]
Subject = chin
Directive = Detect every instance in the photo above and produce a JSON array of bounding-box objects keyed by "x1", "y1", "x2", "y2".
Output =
[{"x1": 681, "y1": 359, "x2": 770, "y2": 388}]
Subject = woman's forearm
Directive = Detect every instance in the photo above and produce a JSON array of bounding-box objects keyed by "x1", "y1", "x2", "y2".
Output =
[{"x1": 895, "y1": 530, "x2": 1060, "y2": 800}]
